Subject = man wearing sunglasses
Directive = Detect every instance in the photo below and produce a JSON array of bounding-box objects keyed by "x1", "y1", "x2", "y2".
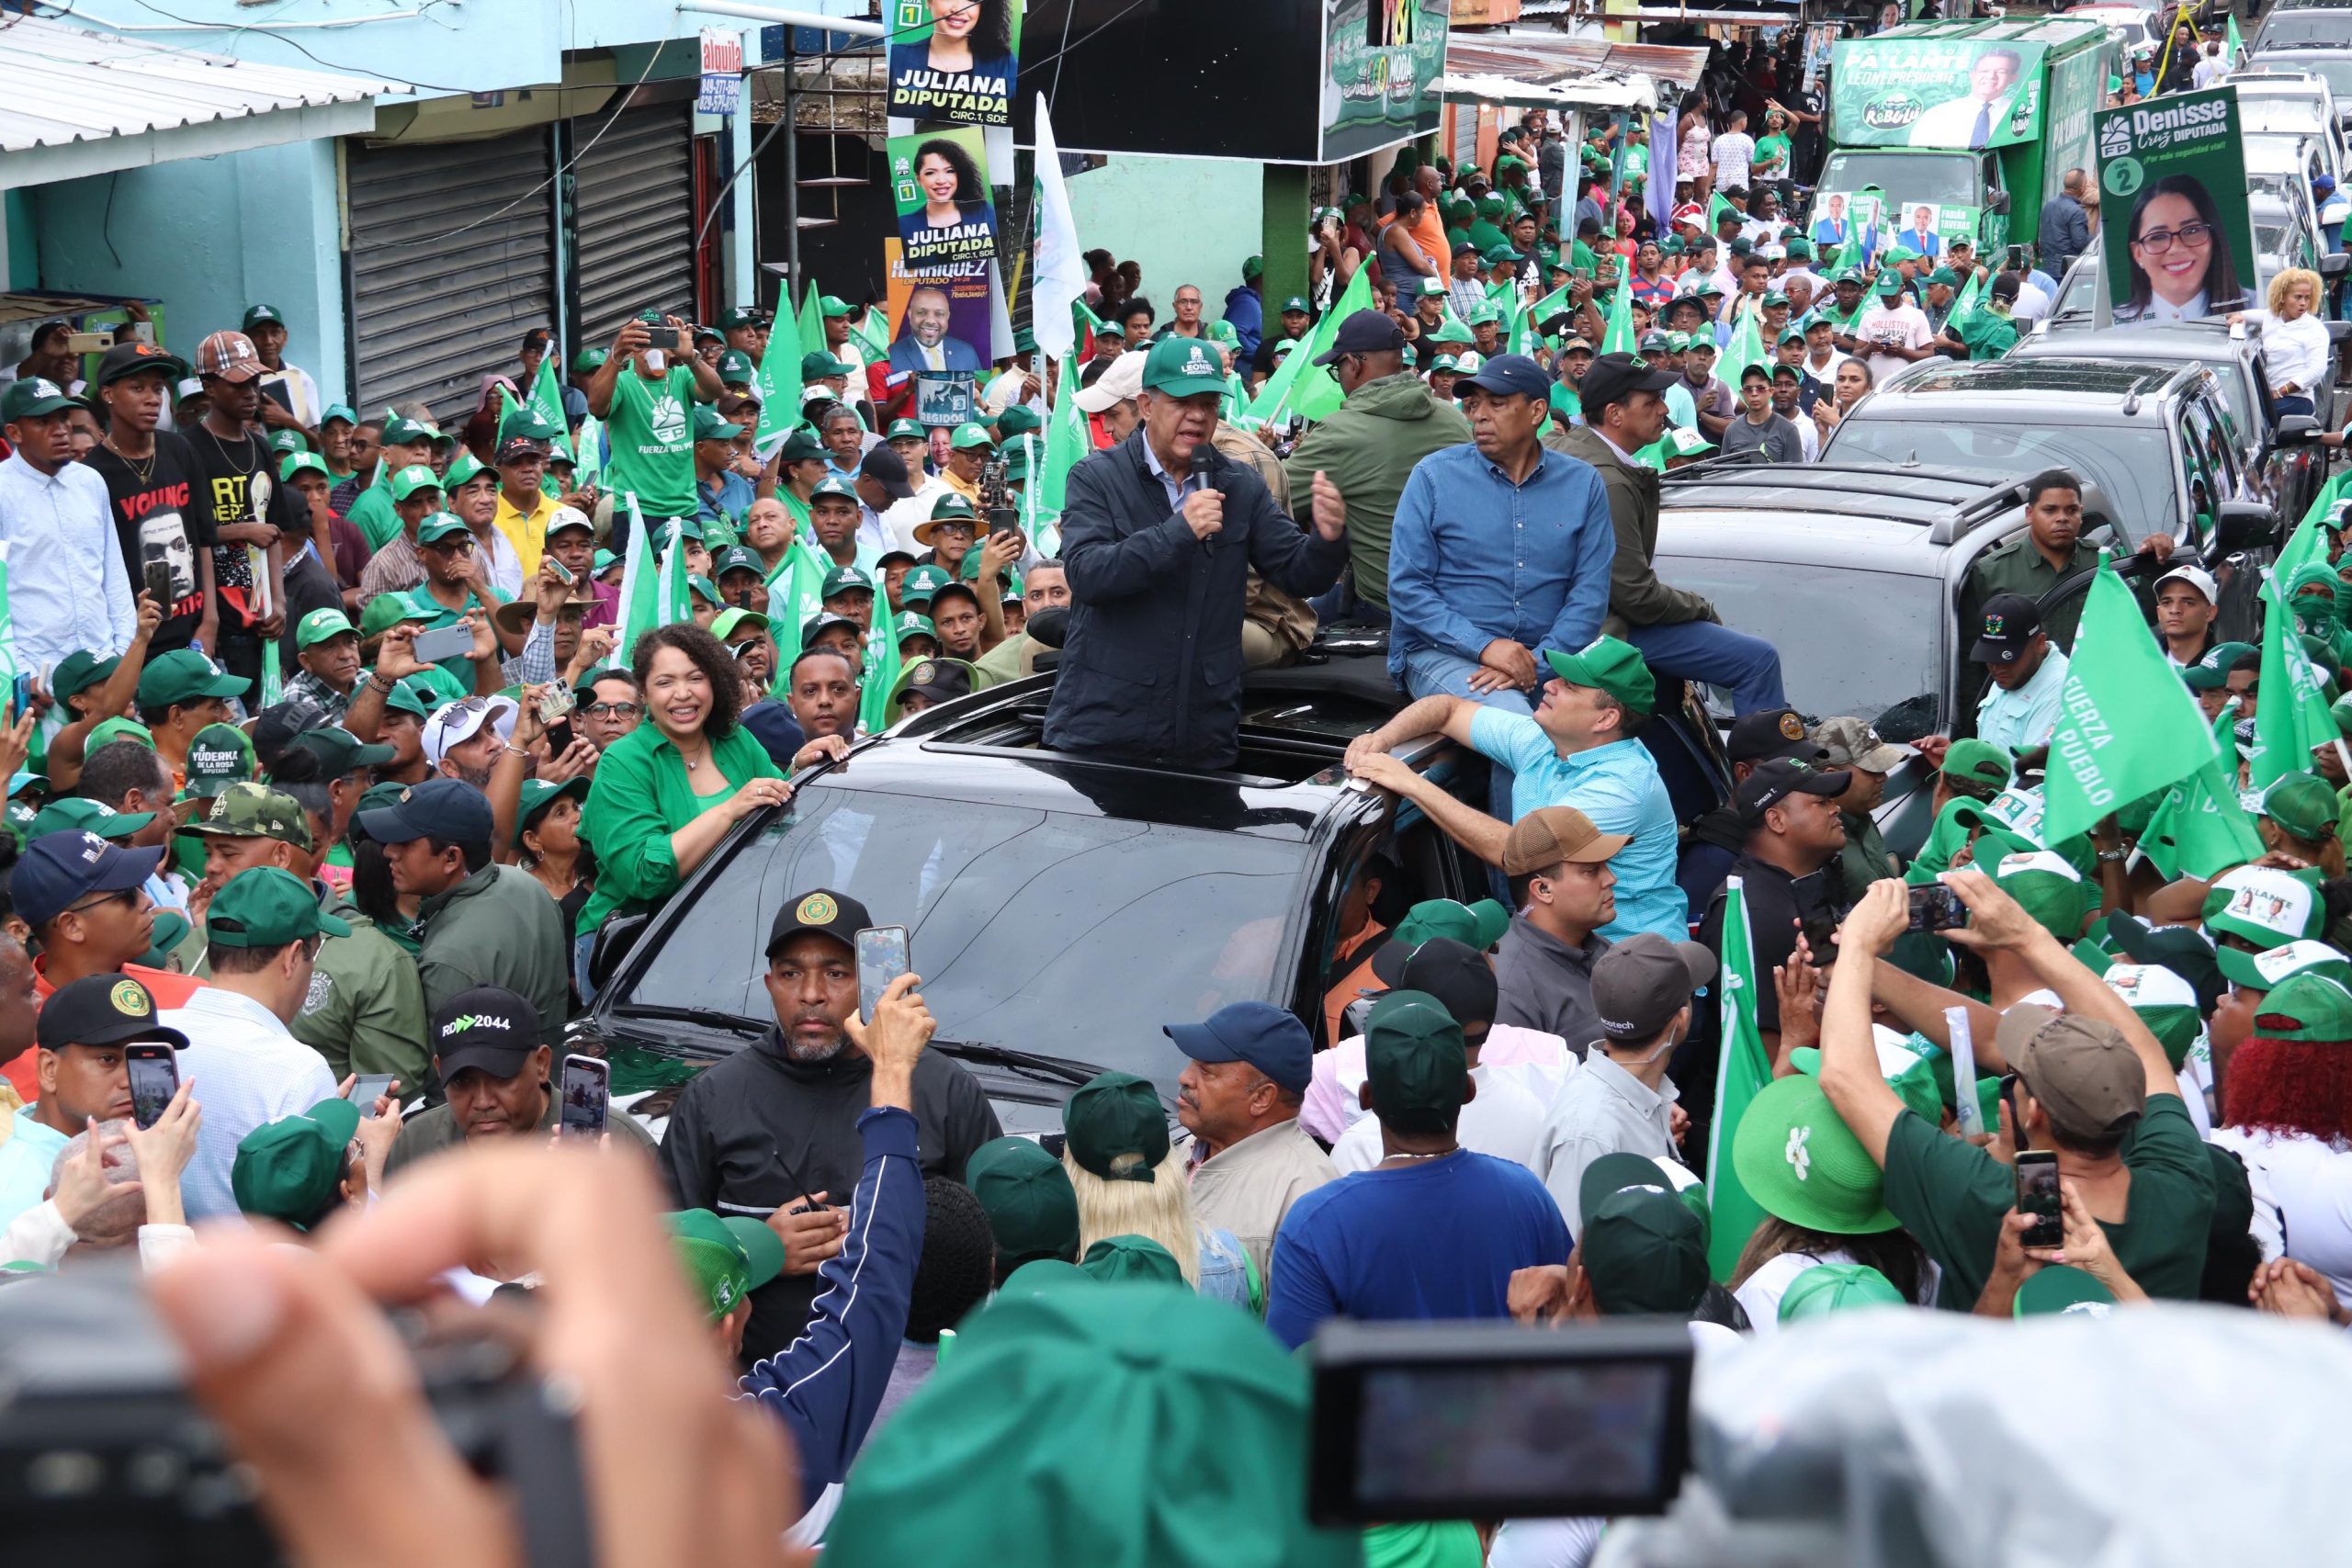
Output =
[{"x1": 13, "y1": 830, "x2": 192, "y2": 1005}]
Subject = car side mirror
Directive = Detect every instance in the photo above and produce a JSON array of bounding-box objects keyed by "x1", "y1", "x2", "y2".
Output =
[
  {"x1": 2211, "y1": 499, "x2": 2281, "y2": 559},
  {"x1": 2330, "y1": 319, "x2": 2352, "y2": 347},
  {"x1": 1986, "y1": 188, "x2": 2011, "y2": 215},
  {"x1": 2323, "y1": 252, "x2": 2351, "y2": 280},
  {"x1": 588, "y1": 913, "x2": 650, "y2": 991},
  {"x1": 2274, "y1": 413, "x2": 2324, "y2": 446}
]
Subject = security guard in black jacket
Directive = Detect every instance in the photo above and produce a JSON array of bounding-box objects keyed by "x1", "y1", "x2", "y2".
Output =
[{"x1": 1044, "y1": 334, "x2": 1350, "y2": 770}]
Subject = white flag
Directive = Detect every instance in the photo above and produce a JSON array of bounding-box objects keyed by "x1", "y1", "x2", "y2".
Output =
[{"x1": 1030, "y1": 93, "x2": 1085, "y2": 362}]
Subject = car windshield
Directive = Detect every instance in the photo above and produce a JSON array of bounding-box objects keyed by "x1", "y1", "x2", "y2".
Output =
[
  {"x1": 1823, "y1": 419, "x2": 2174, "y2": 539},
  {"x1": 619, "y1": 784, "x2": 1312, "y2": 1097},
  {"x1": 1649, "y1": 557, "x2": 1944, "y2": 722},
  {"x1": 2240, "y1": 96, "x2": 2331, "y2": 136},
  {"x1": 2300, "y1": 57, "x2": 2352, "y2": 97},
  {"x1": 1818, "y1": 151, "x2": 1981, "y2": 208}
]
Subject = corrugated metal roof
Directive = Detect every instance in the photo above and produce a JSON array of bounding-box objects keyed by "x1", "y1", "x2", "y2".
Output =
[
  {"x1": 1444, "y1": 31, "x2": 1713, "y2": 91},
  {"x1": 0, "y1": 13, "x2": 400, "y2": 155}
]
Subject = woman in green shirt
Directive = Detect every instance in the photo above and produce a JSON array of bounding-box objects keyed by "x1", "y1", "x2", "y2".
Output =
[{"x1": 575, "y1": 623, "x2": 793, "y2": 953}]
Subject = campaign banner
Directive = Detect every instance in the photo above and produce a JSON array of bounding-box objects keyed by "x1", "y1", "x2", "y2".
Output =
[
  {"x1": 2095, "y1": 86, "x2": 2255, "y2": 322},
  {"x1": 890, "y1": 125, "x2": 1001, "y2": 268},
  {"x1": 885, "y1": 0, "x2": 1023, "y2": 128},
  {"x1": 1320, "y1": 0, "x2": 1450, "y2": 164},
  {"x1": 881, "y1": 239, "x2": 991, "y2": 424},
  {"x1": 1828, "y1": 37, "x2": 2047, "y2": 149}
]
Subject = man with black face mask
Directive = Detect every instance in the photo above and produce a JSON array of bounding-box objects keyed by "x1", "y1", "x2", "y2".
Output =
[{"x1": 661, "y1": 887, "x2": 1001, "y2": 1367}]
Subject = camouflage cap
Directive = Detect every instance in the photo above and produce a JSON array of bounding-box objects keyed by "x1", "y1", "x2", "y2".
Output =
[{"x1": 180, "y1": 782, "x2": 314, "y2": 852}]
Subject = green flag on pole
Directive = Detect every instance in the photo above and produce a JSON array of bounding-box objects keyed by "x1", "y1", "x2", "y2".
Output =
[
  {"x1": 1277, "y1": 266, "x2": 1376, "y2": 424},
  {"x1": 1705, "y1": 876, "x2": 1772, "y2": 1282},
  {"x1": 2253, "y1": 513, "x2": 2339, "y2": 787},
  {"x1": 1038, "y1": 351, "x2": 1085, "y2": 520},
  {"x1": 751, "y1": 329, "x2": 807, "y2": 454},
  {"x1": 1600, "y1": 276, "x2": 1637, "y2": 355},
  {"x1": 525, "y1": 354, "x2": 576, "y2": 462},
  {"x1": 1949, "y1": 265, "x2": 1983, "y2": 321},
  {"x1": 797, "y1": 285, "x2": 827, "y2": 361},
  {"x1": 1717, "y1": 307, "x2": 1768, "y2": 389},
  {"x1": 574, "y1": 412, "x2": 606, "y2": 490},
  {"x1": 765, "y1": 537, "x2": 827, "y2": 651},
  {"x1": 2138, "y1": 697, "x2": 2264, "y2": 880},
  {"x1": 857, "y1": 569, "x2": 902, "y2": 735},
  {"x1": 2041, "y1": 563, "x2": 2219, "y2": 844},
  {"x1": 605, "y1": 498, "x2": 693, "y2": 667}
]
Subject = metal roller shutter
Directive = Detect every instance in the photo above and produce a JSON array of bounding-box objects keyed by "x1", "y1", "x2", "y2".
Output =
[
  {"x1": 573, "y1": 103, "x2": 697, "y2": 351},
  {"x1": 346, "y1": 131, "x2": 556, "y2": 431}
]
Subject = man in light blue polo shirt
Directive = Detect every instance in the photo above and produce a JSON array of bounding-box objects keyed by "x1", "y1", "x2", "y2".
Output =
[{"x1": 1343, "y1": 636, "x2": 1686, "y2": 942}]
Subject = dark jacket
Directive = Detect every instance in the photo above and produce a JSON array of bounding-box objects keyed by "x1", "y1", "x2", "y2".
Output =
[
  {"x1": 1045, "y1": 431, "x2": 1348, "y2": 769},
  {"x1": 1547, "y1": 423, "x2": 1716, "y2": 637},
  {"x1": 662, "y1": 1031, "x2": 1001, "y2": 1368},
  {"x1": 1283, "y1": 371, "x2": 1471, "y2": 614},
  {"x1": 2038, "y1": 193, "x2": 2091, "y2": 277}
]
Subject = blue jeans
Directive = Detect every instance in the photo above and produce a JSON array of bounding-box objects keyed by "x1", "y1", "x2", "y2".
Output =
[
  {"x1": 1623, "y1": 617, "x2": 1787, "y2": 716},
  {"x1": 2277, "y1": 394, "x2": 2316, "y2": 418},
  {"x1": 1402, "y1": 646, "x2": 1533, "y2": 902}
]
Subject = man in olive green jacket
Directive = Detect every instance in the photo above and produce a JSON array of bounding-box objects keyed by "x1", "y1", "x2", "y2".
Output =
[{"x1": 1282, "y1": 311, "x2": 1471, "y2": 621}]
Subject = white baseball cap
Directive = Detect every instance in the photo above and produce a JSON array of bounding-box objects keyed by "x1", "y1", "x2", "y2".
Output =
[
  {"x1": 422, "y1": 695, "x2": 519, "y2": 767},
  {"x1": 2154, "y1": 563, "x2": 2218, "y2": 604},
  {"x1": 1073, "y1": 351, "x2": 1148, "y2": 413}
]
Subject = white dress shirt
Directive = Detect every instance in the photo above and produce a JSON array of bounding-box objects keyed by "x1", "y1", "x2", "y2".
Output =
[
  {"x1": 2244, "y1": 310, "x2": 2332, "y2": 399},
  {"x1": 881, "y1": 475, "x2": 956, "y2": 554},
  {"x1": 166, "y1": 985, "x2": 338, "y2": 1223},
  {"x1": 0, "y1": 451, "x2": 138, "y2": 673}
]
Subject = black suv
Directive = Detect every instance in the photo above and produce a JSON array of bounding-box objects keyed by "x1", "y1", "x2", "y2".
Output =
[{"x1": 581, "y1": 660, "x2": 1733, "y2": 1124}]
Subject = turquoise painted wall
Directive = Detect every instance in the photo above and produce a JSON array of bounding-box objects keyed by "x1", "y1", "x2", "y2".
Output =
[{"x1": 1065, "y1": 156, "x2": 1265, "y2": 331}]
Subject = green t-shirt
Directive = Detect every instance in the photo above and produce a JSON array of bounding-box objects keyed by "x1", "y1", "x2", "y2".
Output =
[
  {"x1": 1880, "y1": 1094, "x2": 2217, "y2": 1310},
  {"x1": 1752, "y1": 133, "x2": 1791, "y2": 179},
  {"x1": 602, "y1": 366, "x2": 698, "y2": 520},
  {"x1": 348, "y1": 482, "x2": 401, "y2": 552}
]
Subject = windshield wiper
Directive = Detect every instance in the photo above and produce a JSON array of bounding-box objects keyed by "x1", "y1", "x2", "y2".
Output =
[
  {"x1": 609, "y1": 1004, "x2": 768, "y2": 1037},
  {"x1": 930, "y1": 1040, "x2": 1102, "y2": 1088}
]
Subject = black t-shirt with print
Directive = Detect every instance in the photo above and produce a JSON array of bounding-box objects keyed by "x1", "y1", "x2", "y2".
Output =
[
  {"x1": 80, "y1": 429, "x2": 215, "y2": 654},
  {"x1": 184, "y1": 423, "x2": 307, "y2": 631}
]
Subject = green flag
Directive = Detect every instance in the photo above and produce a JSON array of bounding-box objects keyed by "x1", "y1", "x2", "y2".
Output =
[
  {"x1": 1244, "y1": 329, "x2": 1314, "y2": 423},
  {"x1": 1038, "y1": 351, "x2": 1085, "y2": 519},
  {"x1": 525, "y1": 353, "x2": 577, "y2": 462},
  {"x1": 850, "y1": 306, "x2": 888, "y2": 366},
  {"x1": 605, "y1": 499, "x2": 692, "y2": 668},
  {"x1": 1706, "y1": 190, "x2": 1736, "y2": 235},
  {"x1": 2139, "y1": 698, "x2": 2264, "y2": 880},
  {"x1": 857, "y1": 566, "x2": 902, "y2": 735},
  {"x1": 2227, "y1": 11, "x2": 2245, "y2": 62},
  {"x1": 1949, "y1": 265, "x2": 1983, "y2": 321},
  {"x1": 2254, "y1": 514, "x2": 2339, "y2": 787},
  {"x1": 1600, "y1": 277, "x2": 1636, "y2": 355},
  {"x1": 752, "y1": 330, "x2": 807, "y2": 453},
  {"x1": 574, "y1": 412, "x2": 606, "y2": 490},
  {"x1": 766, "y1": 536, "x2": 827, "y2": 651},
  {"x1": 1717, "y1": 306, "x2": 1768, "y2": 389},
  {"x1": 2041, "y1": 563, "x2": 2218, "y2": 844},
  {"x1": 1283, "y1": 266, "x2": 1376, "y2": 424},
  {"x1": 1705, "y1": 877, "x2": 1772, "y2": 1283},
  {"x1": 797, "y1": 284, "x2": 827, "y2": 361}
]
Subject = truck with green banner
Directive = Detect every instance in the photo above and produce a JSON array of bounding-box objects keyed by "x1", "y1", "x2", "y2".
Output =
[{"x1": 1817, "y1": 17, "x2": 2109, "y2": 266}]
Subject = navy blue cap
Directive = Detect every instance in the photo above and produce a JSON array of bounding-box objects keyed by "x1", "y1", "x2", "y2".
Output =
[
  {"x1": 16, "y1": 832, "x2": 164, "y2": 930},
  {"x1": 356, "y1": 777, "x2": 495, "y2": 846},
  {"x1": 740, "y1": 697, "x2": 808, "y2": 771},
  {"x1": 1453, "y1": 352, "x2": 1551, "y2": 401},
  {"x1": 1313, "y1": 309, "x2": 1406, "y2": 367},
  {"x1": 1163, "y1": 1001, "x2": 1314, "y2": 1095}
]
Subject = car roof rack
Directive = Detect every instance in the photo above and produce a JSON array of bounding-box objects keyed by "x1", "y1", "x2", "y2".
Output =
[
  {"x1": 1925, "y1": 477, "x2": 2119, "y2": 546},
  {"x1": 2120, "y1": 362, "x2": 2201, "y2": 417}
]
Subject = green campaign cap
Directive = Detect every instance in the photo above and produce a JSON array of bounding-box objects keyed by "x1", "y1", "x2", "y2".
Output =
[
  {"x1": 2254, "y1": 964, "x2": 2352, "y2": 1042},
  {"x1": 667, "y1": 1207, "x2": 787, "y2": 1321},
  {"x1": 1664, "y1": 331, "x2": 1693, "y2": 352},
  {"x1": 1785, "y1": 237, "x2": 1813, "y2": 258},
  {"x1": 899, "y1": 563, "x2": 953, "y2": 605},
  {"x1": 380, "y1": 676, "x2": 437, "y2": 720},
  {"x1": 895, "y1": 612, "x2": 937, "y2": 645},
  {"x1": 2207, "y1": 865, "x2": 2324, "y2": 984},
  {"x1": 279, "y1": 452, "x2": 330, "y2": 484},
  {"x1": 85, "y1": 716, "x2": 153, "y2": 753},
  {"x1": 242, "y1": 303, "x2": 285, "y2": 330},
  {"x1": 28, "y1": 797, "x2": 152, "y2": 842},
  {"x1": 139, "y1": 909, "x2": 190, "y2": 972},
  {"x1": 687, "y1": 574, "x2": 722, "y2": 607},
  {"x1": 710, "y1": 608, "x2": 769, "y2": 644},
  {"x1": 496, "y1": 407, "x2": 562, "y2": 448},
  {"x1": 182, "y1": 782, "x2": 311, "y2": 850},
  {"x1": 1205, "y1": 319, "x2": 1239, "y2": 345},
  {"x1": 2236, "y1": 939, "x2": 2352, "y2": 997},
  {"x1": 2244, "y1": 773, "x2": 2338, "y2": 843},
  {"x1": 594, "y1": 548, "x2": 619, "y2": 574},
  {"x1": 717, "y1": 349, "x2": 755, "y2": 383},
  {"x1": 811, "y1": 473, "x2": 860, "y2": 504},
  {"x1": 1392, "y1": 897, "x2": 1510, "y2": 955},
  {"x1": 965, "y1": 1136, "x2": 1080, "y2": 1271},
  {"x1": 321, "y1": 403, "x2": 356, "y2": 426},
  {"x1": 231, "y1": 1097, "x2": 361, "y2": 1231},
  {"x1": 1141, "y1": 336, "x2": 1227, "y2": 399},
  {"x1": 439, "y1": 450, "x2": 486, "y2": 492},
  {"x1": 380, "y1": 415, "x2": 439, "y2": 446},
  {"x1": 1874, "y1": 273, "x2": 1904, "y2": 297},
  {"x1": 282, "y1": 725, "x2": 396, "y2": 777},
  {"x1": 885, "y1": 418, "x2": 926, "y2": 441},
  {"x1": 1778, "y1": 1262, "x2": 1906, "y2": 1323},
  {"x1": 2101, "y1": 962, "x2": 2207, "y2": 1069},
  {"x1": 996, "y1": 404, "x2": 1043, "y2": 437},
  {"x1": 387, "y1": 464, "x2": 442, "y2": 502},
  {"x1": 1428, "y1": 353, "x2": 1459, "y2": 372},
  {"x1": 1078, "y1": 1234, "x2": 1186, "y2": 1286},
  {"x1": 821, "y1": 1283, "x2": 1360, "y2": 1567},
  {"x1": 691, "y1": 405, "x2": 736, "y2": 444},
  {"x1": 801, "y1": 350, "x2": 854, "y2": 380},
  {"x1": 1778, "y1": 327, "x2": 1805, "y2": 346},
  {"x1": 414, "y1": 511, "x2": 470, "y2": 547},
  {"x1": 1577, "y1": 1150, "x2": 1709, "y2": 1248},
  {"x1": 1940, "y1": 737, "x2": 2012, "y2": 795},
  {"x1": 136, "y1": 649, "x2": 249, "y2": 712},
  {"x1": 1279, "y1": 296, "x2": 1311, "y2": 315},
  {"x1": 571, "y1": 347, "x2": 609, "y2": 374},
  {"x1": 1363, "y1": 989, "x2": 1470, "y2": 1133},
  {"x1": 1544, "y1": 635, "x2": 1656, "y2": 715},
  {"x1": 49, "y1": 650, "x2": 120, "y2": 704},
  {"x1": 1577, "y1": 1182, "x2": 1710, "y2": 1316},
  {"x1": 1667, "y1": 428, "x2": 1718, "y2": 458},
  {"x1": 357, "y1": 592, "x2": 419, "y2": 641},
  {"x1": 712, "y1": 545, "x2": 764, "y2": 581},
  {"x1": 1417, "y1": 276, "x2": 1449, "y2": 298},
  {"x1": 514, "y1": 775, "x2": 592, "y2": 847},
  {"x1": 819, "y1": 294, "x2": 855, "y2": 318},
  {"x1": 296, "y1": 606, "x2": 358, "y2": 649},
  {"x1": 1639, "y1": 330, "x2": 1670, "y2": 353},
  {"x1": 181, "y1": 724, "x2": 258, "y2": 801},
  {"x1": 820, "y1": 565, "x2": 873, "y2": 598},
  {"x1": 268, "y1": 431, "x2": 307, "y2": 458},
  {"x1": 947, "y1": 422, "x2": 997, "y2": 453},
  {"x1": 206, "y1": 865, "x2": 349, "y2": 948},
  {"x1": 2014, "y1": 1264, "x2": 2116, "y2": 1317},
  {"x1": 1990, "y1": 850, "x2": 2089, "y2": 943},
  {"x1": 718, "y1": 305, "x2": 768, "y2": 330},
  {"x1": 1063, "y1": 1070, "x2": 1168, "y2": 1183},
  {"x1": 1465, "y1": 301, "x2": 1501, "y2": 326},
  {"x1": 1731, "y1": 1074, "x2": 1900, "y2": 1235},
  {"x1": 1927, "y1": 268, "x2": 1961, "y2": 287}
]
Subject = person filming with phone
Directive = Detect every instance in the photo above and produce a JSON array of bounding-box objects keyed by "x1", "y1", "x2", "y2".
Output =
[
  {"x1": 662, "y1": 887, "x2": 1001, "y2": 1369},
  {"x1": 0, "y1": 969, "x2": 189, "y2": 1235},
  {"x1": 584, "y1": 310, "x2": 724, "y2": 555}
]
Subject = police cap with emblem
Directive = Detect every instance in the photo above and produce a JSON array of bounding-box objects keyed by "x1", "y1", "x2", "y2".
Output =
[{"x1": 766, "y1": 886, "x2": 875, "y2": 959}]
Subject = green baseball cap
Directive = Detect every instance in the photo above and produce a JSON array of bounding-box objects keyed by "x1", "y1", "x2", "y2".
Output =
[
  {"x1": 414, "y1": 511, "x2": 470, "y2": 547},
  {"x1": 1578, "y1": 1150, "x2": 1712, "y2": 1249},
  {"x1": 381, "y1": 415, "x2": 439, "y2": 447},
  {"x1": 28, "y1": 796, "x2": 152, "y2": 842},
  {"x1": 1730, "y1": 1074, "x2": 1900, "y2": 1235},
  {"x1": 571, "y1": 347, "x2": 609, "y2": 374},
  {"x1": 1140, "y1": 336, "x2": 1227, "y2": 399},
  {"x1": 49, "y1": 650, "x2": 120, "y2": 704},
  {"x1": 667, "y1": 1207, "x2": 787, "y2": 1321},
  {"x1": 1279, "y1": 296, "x2": 1310, "y2": 315},
  {"x1": 996, "y1": 404, "x2": 1043, "y2": 437},
  {"x1": 1666, "y1": 428, "x2": 1718, "y2": 458},
  {"x1": 386, "y1": 464, "x2": 442, "y2": 502},
  {"x1": 357, "y1": 592, "x2": 421, "y2": 641},
  {"x1": 718, "y1": 305, "x2": 769, "y2": 330},
  {"x1": 965, "y1": 1136, "x2": 1080, "y2": 1271},
  {"x1": 1940, "y1": 737, "x2": 2012, "y2": 795},
  {"x1": 440, "y1": 450, "x2": 487, "y2": 492},
  {"x1": 321, "y1": 403, "x2": 357, "y2": 426},
  {"x1": 135, "y1": 649, "x2": 249, "y2": 712},
  {"x1": 181, "y1": 724, "x2": 259, "y2": 801},
  {"x1": 1062, "y1": 1070, "x2": 1167, "y2": 1183},
  {"x1": 594, "y1": 548, "x2": 618, "y2": 574},
  {"x1": 281, "y1": 725, "x2": 396, "y2": 777},
  {"x1": 140, "y1": 909, "x2": 190, "y2": 972},
  {"x1": 380, "y1": 677, "x2": 438, "y2": 721},
  {"x1": 242, "y1": 303, "x2": 285, "y2": 330},
  {"x1": 820, "y1": 565, "x2": 873, "y2": 598},
  {"x1": 280, "y1": 452, "x2": 330, "y2": 484},
  {"x1": 85, "y1": 716, "x2": 153, "y2": 753},
  {"x1": 688, "y1": 574, "x2": 722, "y2": 607},
  {"x1": 710, "y1": 607, "x2": 769, "y2": 643},
  {"x1": 1363, "y1": 989, "x2": 1469, "y2": 1134},
  {"x1": 711, "y1": 545, "x2": 763, "y2": 581},
  {"x1": 2252, "y1": 969, "x2": 2352, "y2": 1041},
  {"x1": 1577, "y1": 1181, "x2": 1710, "y2": 1316},
  {"x1": 231, "y1": 1097, "x2": 361, "y2": 1231},
  {"x1": 1544, "y1": 635, "x2": 1656, "y2": 715},
  {"x1": 1778, "y1": 1262, "x2": 1906, "y2": 1322},
  {"x1": 2101, "y1": 961, "x2": 2207, "y2": 1070},
  {"x1": 1368, "y1": 897, "x2": 1511, "y2": 987},
  {"x1": 885, "y1": 418, "x2": 927, "y2": 441},
  {"x1": 296, "y1": 607, "x2": 358, "y2": 649},
  {"x1": 811, "y1": 473, "x2": 860, "y2": 504},
  {"x1": 895, "y1": 613, "x2": 937, "y2": 645},
  {"x1": 1874, "y1": 273, "x2": 1904, "y2": 297},
  {"x1": 819, "y1": 294, "x2": 855, "y2": 318},
  {"x1": 899, "y1": 563, "x2": 953, "y2": 606},
  {"x1": 690, "y1": 405, "x2": 736, "y2": 445},
  {"x1": 801, "y1": 350, "x2": 854, "y2": 380},
  {"x1": 182, "y1": 782, "x2": 311, "y2": 851},
  {"x1": 1990, "y1": 850, "x2": 2089, "y2": 943},
  {"x1": 717, "y1": 349, "x2": 756, "y2": 383},
  {"x1": 948, "y1": 422, "x2": 998, "y2": 452},
  {"x1": 206, "y1": 865, "x2": 349, "y2": 948},
  {"x1": 515, "y1": 775, "x2": 591, "y2": 845},
  {"x1": 1078, "y1": 1234, "x2": 1186, "y2": 1286},
  {"x1": 2014, "y1": 1264, "x2": 2115, "y2": 1317},
  {"x1": 2244, "y1": 773, "x2": 2338, "y2": 843}
]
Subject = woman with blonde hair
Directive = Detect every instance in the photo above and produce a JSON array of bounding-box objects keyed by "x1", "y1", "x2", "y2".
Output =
[
  {"x1": 1061, "y1": 1070, "x2": 1254, "y2": 1309},
  {"x1": 2231, "y1": 265, "x2": 2328, "y2": 416}
]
